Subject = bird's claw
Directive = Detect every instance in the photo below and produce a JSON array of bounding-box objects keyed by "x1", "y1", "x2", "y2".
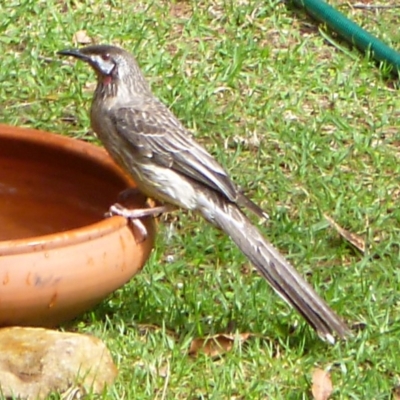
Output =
[
  {"x1": 107, "y1": 203, "x2": 175, "y2": 243},
  {"x1": 108, "y1": 203, "x2": 174, "y2": 219},
  {"x1": 129, "y1": 218, "x2": 148, "y2": 243},
  {"x1": 107, "y1": 203, "x2": 149, "y2": 243}
]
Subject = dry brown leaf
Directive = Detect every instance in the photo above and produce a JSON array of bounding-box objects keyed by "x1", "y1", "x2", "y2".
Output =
[
  {"x1": 393, "y1": 385, "x2": 400, "y2": 400},
  {"x1": 189, "y1": 333, "x2": 250, "y2": 357},
  {"x1": 324, "y1": 214, "x2": 366, "y2": 253},
  {"x1": 311, "y1": 368, "x2": 333, "y2": 400},
  {"x1": 73, "y1": 30, "x2": 92, "y2": 45}
]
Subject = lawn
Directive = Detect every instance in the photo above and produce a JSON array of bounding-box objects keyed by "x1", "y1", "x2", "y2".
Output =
[{"x1": 1, "y1": 0, "x2": 400, "y2": 398}]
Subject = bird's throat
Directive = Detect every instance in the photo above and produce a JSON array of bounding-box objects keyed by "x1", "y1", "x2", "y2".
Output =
[{"x1": 103, "y1": 76, "x2": 112, "y2": 85}]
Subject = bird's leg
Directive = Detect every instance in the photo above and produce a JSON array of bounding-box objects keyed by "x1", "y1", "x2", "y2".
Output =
[
  {"x1": 110, "y1": 188, "x2": 175, "y2": 218},
  {"x1": 107, "y1": 188, "x2": 176, "y2": 243},
  {"x1": 129, "y1": 218, "x2": 148, "y2": 244},
  {"x1": 109, "y1": 203, "x2": 175, "y2": 243},
  {"x1": 109, "y1": 202, "x2": 174, "y2": 219}
]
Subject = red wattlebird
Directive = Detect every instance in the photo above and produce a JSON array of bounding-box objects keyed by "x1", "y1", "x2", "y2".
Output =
[{"x1": 59, "y1": 44, "x2": 350, "y2": 342}]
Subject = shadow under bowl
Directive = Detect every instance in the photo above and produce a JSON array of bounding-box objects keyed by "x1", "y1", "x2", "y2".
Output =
[{"x1": 0, "y1": 124, "x2": 155, "y2": 327}]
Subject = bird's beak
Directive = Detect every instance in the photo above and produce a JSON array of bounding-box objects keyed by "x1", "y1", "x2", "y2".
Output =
[{"x1": 58, "y1": 48, "x2": 92, "y2": 63}]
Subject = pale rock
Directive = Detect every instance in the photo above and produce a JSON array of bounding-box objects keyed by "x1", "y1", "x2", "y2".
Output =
[{"x1": 0, "y1": 327, "x2": 117, "y2": 399}]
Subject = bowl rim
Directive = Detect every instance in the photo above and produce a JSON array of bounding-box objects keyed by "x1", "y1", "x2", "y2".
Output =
[
  {"x1": 0, "y1": 124, "x2": 134, "y2": 255},
  {"x1": 0, "y1": 217, "x2": 129, "y2": 255}
]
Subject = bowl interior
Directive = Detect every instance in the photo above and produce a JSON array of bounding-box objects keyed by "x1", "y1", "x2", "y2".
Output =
[{"x1": 0, "y1": 129, "x2": 129, "y2": 240}]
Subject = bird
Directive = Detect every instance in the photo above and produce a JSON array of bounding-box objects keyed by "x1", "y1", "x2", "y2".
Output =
[{"x1": 58, "y1": 44, "x2": 350, "y2": 342}]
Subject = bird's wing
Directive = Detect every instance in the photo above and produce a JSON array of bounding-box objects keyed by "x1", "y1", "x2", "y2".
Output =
[{"x1": 111, "y1": 102, "x2": 240, "y2": 202}]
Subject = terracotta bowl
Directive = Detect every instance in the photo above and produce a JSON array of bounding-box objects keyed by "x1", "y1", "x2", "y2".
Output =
[{"x1": 0, "y1": 124, "x2": 155, "y2": 327}]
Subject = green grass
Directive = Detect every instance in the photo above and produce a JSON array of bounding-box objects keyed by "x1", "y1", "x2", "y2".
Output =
[{"x1": 1, "y1": 0, "x2": 400, "y2": 398}]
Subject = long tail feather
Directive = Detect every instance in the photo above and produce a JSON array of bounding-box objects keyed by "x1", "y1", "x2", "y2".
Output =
[{"x1": 198, "y1": 192, "x2": 350, "y2": 342}]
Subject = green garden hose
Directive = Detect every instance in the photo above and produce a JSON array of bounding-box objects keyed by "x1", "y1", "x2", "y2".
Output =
[{"x1": 292, "y1": 0, "x2": 400, "y2": 76}]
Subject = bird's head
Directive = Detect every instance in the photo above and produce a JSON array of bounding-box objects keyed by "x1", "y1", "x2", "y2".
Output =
[
  {"x1": 58, "y1": 44, "x2": 150, "y2": 95},
  {"x1": 59, "y1": 45, "x2": 124, "y2": 84}
]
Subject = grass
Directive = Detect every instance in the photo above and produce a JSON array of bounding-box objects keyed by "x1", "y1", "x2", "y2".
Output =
[{"x1": 1, "y1": 0, "x2": 400, "y2": 398}]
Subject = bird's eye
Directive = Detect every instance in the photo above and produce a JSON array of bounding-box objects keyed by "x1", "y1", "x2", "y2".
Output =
[{"x1": 101, "y1": 54, "x2": 111, "y2": 61}]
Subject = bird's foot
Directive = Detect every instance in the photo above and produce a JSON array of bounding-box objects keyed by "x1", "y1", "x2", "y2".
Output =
[
  {"x1": 108, "y1": 203, "x2": 175, "y2": 243},
  {"x1": 109, "y1": 203, "x2": 174, "y2": 219}
]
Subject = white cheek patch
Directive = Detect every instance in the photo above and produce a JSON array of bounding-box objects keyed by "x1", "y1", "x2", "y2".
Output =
[{"x1": 94, "y1": 55, "x2": 115, "y2": 76}]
